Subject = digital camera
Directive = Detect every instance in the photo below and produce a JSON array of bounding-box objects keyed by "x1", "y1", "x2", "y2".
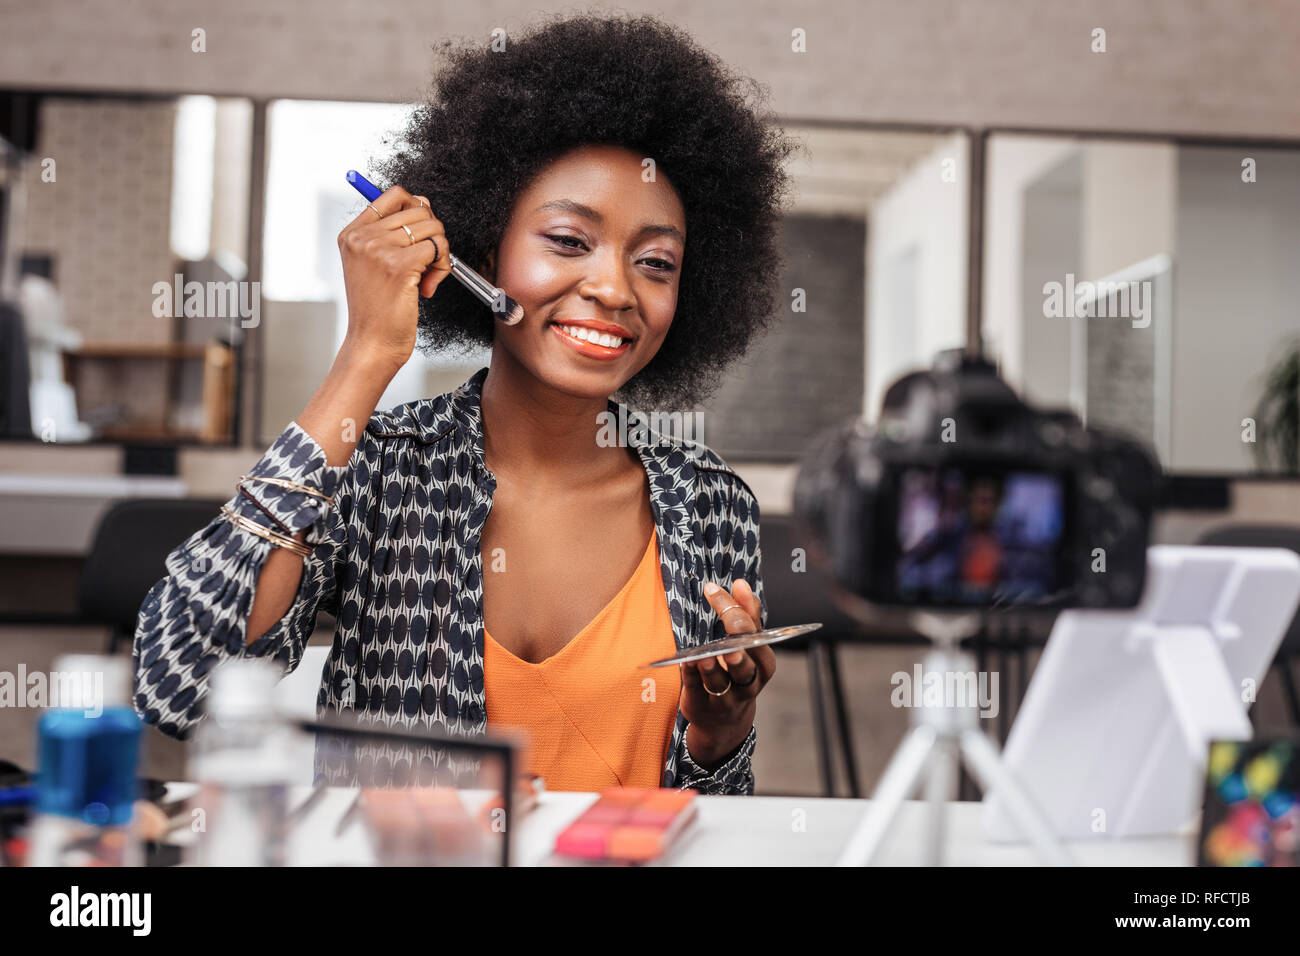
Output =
[{"x1": 793, "y1": 350, "x2": 1162, "y2": 610}]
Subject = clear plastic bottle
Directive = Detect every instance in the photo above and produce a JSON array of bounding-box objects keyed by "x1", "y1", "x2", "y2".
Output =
[
  {"x1": 187, "y1": 658, "x2": 294, "y2": 866},
  {"x1": 28, "y1": 654, "x2": 143, "y2": 867}
]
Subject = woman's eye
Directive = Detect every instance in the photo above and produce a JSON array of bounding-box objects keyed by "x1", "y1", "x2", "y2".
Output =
[
  {"x1": 544, "y1": 235, "x2": 675, "y2": 274},
  {"x1": 545, "y1": 234, "x2": 587, "y2": 251}
]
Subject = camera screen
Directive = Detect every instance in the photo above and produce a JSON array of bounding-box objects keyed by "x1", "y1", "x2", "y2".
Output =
[{"x1": 895, "y1": 467, "x2": 1066, "y2": 605}]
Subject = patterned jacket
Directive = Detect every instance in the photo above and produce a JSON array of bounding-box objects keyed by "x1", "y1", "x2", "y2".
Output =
[{"x1": 132, "y1": 366, "x2": 767, "y2": 794}]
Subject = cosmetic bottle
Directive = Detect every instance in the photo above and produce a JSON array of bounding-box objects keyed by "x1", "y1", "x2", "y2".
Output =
[
  {"x1": 28, "y1": 654, "x2": 143, "y2": 866},
  {"x1": 188, "y1": 658, "x2": 294, "y2": 866}
]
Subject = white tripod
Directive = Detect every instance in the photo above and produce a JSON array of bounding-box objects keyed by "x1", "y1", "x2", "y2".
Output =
[{"x1": 836, "y1": 611, "x2": 1073, "y2": 866}]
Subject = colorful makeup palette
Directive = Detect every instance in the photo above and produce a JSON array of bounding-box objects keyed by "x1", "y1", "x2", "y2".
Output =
[
  {"x1": 1199, "y1": 737, "x2": 1299, "y2": 867},
  {"x1": 554, "y1": 788, "x2": 698, "y2": 863}
]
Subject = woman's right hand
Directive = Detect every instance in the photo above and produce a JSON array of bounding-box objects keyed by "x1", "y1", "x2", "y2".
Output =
[
  {"x1": 249, "y1": 188, "x2": 451, "y2": 644},
  {"x1": 336, "y1": 184, "x2": 452, "y2": 376}
]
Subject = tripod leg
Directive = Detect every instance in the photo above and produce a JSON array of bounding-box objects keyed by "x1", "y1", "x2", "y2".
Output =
[
  {"x1": 922, "y1": 737, "x2": 958, "y2": 866},
  {"x1": 836, "y1": 725, "x2": 937, "y2": 866},
  {"x1": 959, "y1": 727, "x2": 1074, "y2": 866},
  {"x1": 962, "y1": 629, "x2": 990, "y2": 801}
]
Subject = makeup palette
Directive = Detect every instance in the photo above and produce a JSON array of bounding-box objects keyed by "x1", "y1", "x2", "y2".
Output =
[
  {"x1": 1199, "y1": 737, "x2": 1300, "y2": 867},
  {"x1": 554, "y1": 788, "x2": 698, "y2": 863},
  {"x1": 643, "y1": 622, "x2": 823, "y2": 668}
]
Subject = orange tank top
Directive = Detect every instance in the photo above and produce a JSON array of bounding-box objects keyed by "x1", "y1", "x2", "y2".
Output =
[{"x1": 483, "y1": 528, "x2": 682, "y2": 791}]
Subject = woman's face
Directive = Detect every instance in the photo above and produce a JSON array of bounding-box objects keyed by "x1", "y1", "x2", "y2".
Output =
[{"x1": 486, "y1": 144, "x2": 686, "y2": 400}]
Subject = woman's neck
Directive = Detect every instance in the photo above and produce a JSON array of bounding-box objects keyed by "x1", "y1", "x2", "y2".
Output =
[{"x1": 479, "y1": 350, "x2": 623, "y2": 481}]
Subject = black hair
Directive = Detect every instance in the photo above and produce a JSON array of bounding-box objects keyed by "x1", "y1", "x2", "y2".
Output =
[{"x1": 374, "y1": 11, "x2": 797, "y2": 408}]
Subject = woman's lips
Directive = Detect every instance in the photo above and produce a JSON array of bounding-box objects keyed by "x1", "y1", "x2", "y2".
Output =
[{"x1": 548, "y1": 322, "x2": 632, "y2": 360}]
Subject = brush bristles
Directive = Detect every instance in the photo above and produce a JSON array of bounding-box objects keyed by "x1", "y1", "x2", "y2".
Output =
[{"x1": 498, "y1": 299, "x2": 525, "y2": 325}]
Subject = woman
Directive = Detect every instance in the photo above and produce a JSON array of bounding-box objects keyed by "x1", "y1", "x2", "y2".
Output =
[{"x1": 133, "y1": 13, "x2": 795, "y2": 795}]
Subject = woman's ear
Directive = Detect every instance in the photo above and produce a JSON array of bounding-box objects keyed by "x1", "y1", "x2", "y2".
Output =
[{"x1": 481, "y1": 250, "x2": 497, "y2": 284}]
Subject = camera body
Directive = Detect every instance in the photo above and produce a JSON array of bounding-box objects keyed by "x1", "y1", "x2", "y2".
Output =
[{"x1": 793, "y1": 350, "x2": 1161, "y2": 610}]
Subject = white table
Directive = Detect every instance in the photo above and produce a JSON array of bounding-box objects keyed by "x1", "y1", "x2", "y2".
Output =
[
  {"x1": 0, "y1": 473, "x2": 188, "y2": 555},
  {"x1": 162, "y1": 783, "x2": 1194, "y2": 866}
]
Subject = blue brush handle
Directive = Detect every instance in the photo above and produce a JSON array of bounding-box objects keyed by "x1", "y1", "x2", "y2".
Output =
[{"x1": 346, "y1": 169, "x2": 384, "y2": 203}]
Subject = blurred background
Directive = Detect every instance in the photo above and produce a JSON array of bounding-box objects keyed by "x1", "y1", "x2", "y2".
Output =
[{"x1": 1, "y1": 0, "x2": 1299, "y2": 795}]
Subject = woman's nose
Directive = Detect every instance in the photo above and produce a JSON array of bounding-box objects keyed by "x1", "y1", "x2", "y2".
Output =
[{"x1": 577, "y1": 253, "x2": 636, "y2": 312}]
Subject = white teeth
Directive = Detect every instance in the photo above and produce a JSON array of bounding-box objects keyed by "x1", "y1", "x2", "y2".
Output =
[{"x1": 558, "y1": 324, "x2": 625, "y2": 348}]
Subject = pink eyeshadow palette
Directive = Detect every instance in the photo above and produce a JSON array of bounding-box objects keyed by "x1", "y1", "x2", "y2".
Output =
[{"x1": 554, "y1": 788, "x2": 699, "y2": 863}]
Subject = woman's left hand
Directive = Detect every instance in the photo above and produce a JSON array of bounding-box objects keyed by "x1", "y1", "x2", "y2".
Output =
[{"x1": 680, "y1": 578, "x2": 777, "y2": 770}]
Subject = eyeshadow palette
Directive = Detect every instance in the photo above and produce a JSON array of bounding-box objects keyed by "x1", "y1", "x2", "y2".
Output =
[
  {"x1": 554, "y1": 788, "x2": 699, "y2": 863},
  {"x1": 1199, "y1": 737, "x2": 1299, "y2": 867},
  {"x1": 359, "y1": 787, "x2": 490, "y2": 866},
  {"x1": 643, "y1": 623, "x2": 823, "y2": 668}
]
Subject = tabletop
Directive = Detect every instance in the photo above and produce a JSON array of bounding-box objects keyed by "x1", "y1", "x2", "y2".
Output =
[{"x1": 162, "y1": 783, "x2": 1195, "y2": 866}]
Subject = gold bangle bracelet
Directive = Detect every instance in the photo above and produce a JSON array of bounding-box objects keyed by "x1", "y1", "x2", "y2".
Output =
[
  {"x1": 220, "y1": 506, "x2": 313, "y2": 558},
  {"x1": 237, "y1": 474, "x2": 335, "y2": 506}
]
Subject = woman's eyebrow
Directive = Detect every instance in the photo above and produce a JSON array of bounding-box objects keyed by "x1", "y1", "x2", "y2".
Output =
[{"x1": 534, "y1": 198, "x2": 684, "y2": 243}]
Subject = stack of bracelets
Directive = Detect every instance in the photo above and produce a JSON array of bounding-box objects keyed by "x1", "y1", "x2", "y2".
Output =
[{"x1": 221, "y1": 475, "x2": 335, "y2": 559}]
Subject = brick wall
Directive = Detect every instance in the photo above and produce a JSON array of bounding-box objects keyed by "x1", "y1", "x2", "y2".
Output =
[
  {"x1": 704, "y1": 213, "x2": 867, "y2": 461},
  {"x1": 22, "y1": 97, "x2": 177, "y2": 348},
  {"x1": 21, "y1": 97, "x2": 179, "y2": 423}
]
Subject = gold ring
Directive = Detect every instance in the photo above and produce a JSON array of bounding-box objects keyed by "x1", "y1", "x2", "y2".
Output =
[
  {"x1": 401, "y1": 224, "x2": 416, "y2": 245},
  {"x1": 715, "y1": 603, "x2": 741, "y2": 616},
  {"x1": 367, "y1": 203, "x2": 383, "y2": 219},
  {"x1": 703, "y1": 673, "x2": 732, "y2": 697}
]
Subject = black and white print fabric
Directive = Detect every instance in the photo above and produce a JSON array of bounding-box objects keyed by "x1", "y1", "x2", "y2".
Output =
[{"x1": 132, "y1": 366, "x2": 767, "y2": 794}]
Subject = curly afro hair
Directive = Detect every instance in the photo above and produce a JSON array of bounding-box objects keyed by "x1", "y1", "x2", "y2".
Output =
[{"x1": 373, "y1": 12, "x2": 797, "y2": 409}]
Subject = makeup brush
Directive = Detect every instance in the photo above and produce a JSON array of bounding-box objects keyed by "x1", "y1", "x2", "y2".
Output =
[{"x1": 346, "y1": 170, "x2": 524, "y2": 325}]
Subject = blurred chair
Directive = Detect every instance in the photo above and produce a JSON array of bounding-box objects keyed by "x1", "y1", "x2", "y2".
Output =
[
  {"x1": 1195, "y1": 524, "x2": 1300, "y2": 727},
  {"x1": 78, "y1": 498, "x2": 225, "y2": 654}
]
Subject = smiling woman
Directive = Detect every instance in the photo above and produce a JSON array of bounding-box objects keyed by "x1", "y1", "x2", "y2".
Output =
[
  {"x1": 375, "y1": 11, "x2": 796, "y2": 410},
  {"x1": 486, "y1": 144, "x2": 685, "y2": 398},
  {"x1": 131, "y1": 11, "x2": 797, "y2": 795}
]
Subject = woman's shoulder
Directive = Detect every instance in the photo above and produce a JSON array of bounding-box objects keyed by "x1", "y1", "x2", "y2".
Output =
[
  {"x1": 361, "y1": 368, "x2": 487, "y2": 448},
  {"x1": 667, "y1": 437, "x2": 764, "y2": 560},
  {"x1": 644, "y1": 427, "x2": 761, "y2": 515}
]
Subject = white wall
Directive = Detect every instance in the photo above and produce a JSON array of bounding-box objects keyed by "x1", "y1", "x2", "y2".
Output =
[
  {"x1": 865, "y1": 134, "x2": 968, "y2": 418},
  {"x1": 1018, "y1": 151, "x2": 1082, "y2": 411},
  {"x1": 983, "y1": 138, "x2": 1178, "y2": 431},
  {"x1": 1172, "y1": 146, "x2": 1300, "y2": 472},
  {"x1": 980, "y1": 137, "x2": 1300, "y2": 474},
  {"x1": 259, "y1": 300, "x2": 338, "y2": 440},
  {"x1": 1081, "y1": 142, "x2": 1177, "y2": 281},
  {"x1": 982, "y1": 134, "x2": 1080, "y2": 389}
]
